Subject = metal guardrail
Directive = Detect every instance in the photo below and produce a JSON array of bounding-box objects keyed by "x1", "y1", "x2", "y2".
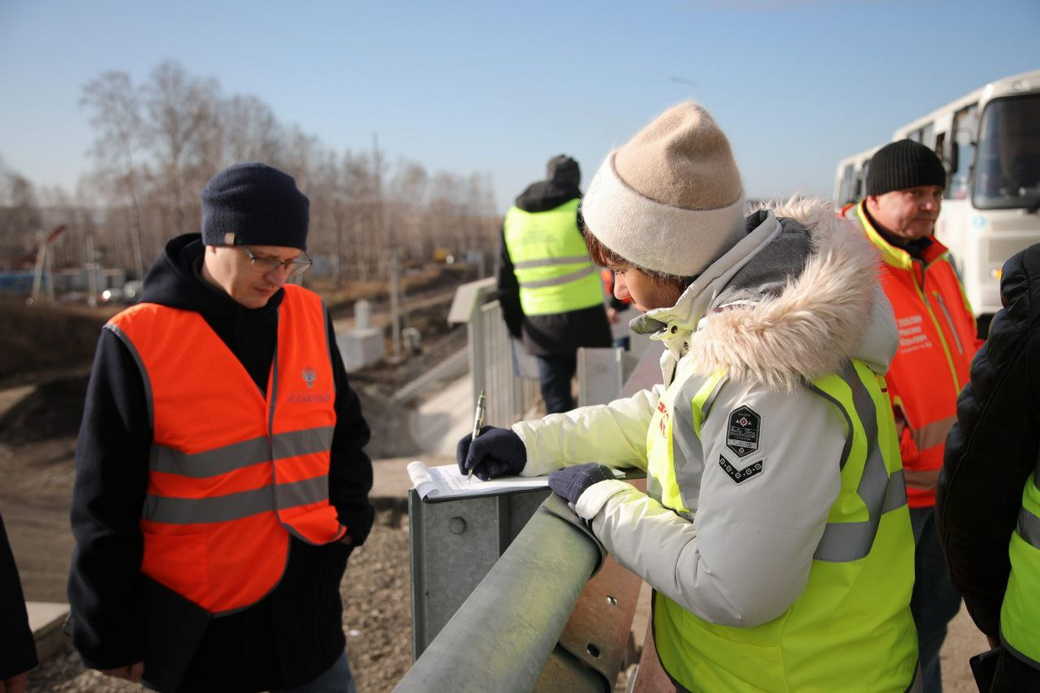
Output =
[
  {"x1": 408, "y1": 487, "x2": 552, "y2": 657},
  {"x1": 398, "y1": 495, "x2": 639, "y2": 693},
  {"x1": 447, "y1": 278, "x2": 539, "y2": 425},
  {"x1": 402, "y1": 280, "x2": 661, "y2": 691}
]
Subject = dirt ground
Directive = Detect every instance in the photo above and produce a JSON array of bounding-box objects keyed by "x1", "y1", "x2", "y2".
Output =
[{"x1": 23, "y1": 502, "x2": 411, "y2": 693}]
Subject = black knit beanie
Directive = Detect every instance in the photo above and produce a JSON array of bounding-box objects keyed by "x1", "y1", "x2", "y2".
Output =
[
  {"x1": 201, "y1": 163, "x2": 310, "y2": 250},
  {"x1": 546, "y1": 155, "x2": 581, "y2": 187},
  {"x1": 866, "y1": 140, "x2": 946, "y2": 196}
]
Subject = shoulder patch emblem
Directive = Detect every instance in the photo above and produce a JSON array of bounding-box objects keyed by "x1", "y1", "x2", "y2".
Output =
[
  {"x1": 719, "y1": 455, "x2": 764, "y2": 484},
  {"x1": 726, "y1": 406, "x2": 760, "y2": 458}
]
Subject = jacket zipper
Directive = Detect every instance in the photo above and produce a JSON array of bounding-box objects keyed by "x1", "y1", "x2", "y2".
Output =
[
  {"x1": 933, "y1": 291, "x2": 964, "y2": 355},
  {"x1": 912, "y1": 259, "x2": 961, "y2": 393}
]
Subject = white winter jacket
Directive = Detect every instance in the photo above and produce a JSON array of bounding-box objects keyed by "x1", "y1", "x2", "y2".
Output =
[{"x1": 513, "y1": 199, "x2": 898, "y2": 627}]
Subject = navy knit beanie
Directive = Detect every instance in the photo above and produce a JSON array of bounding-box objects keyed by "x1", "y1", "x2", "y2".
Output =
[
  {"x1": 866, "y1": 140, "x2": 946, "y2": 196},
  {"x1": 201, "y1": 163, "x2": 310, "y2": 250}
]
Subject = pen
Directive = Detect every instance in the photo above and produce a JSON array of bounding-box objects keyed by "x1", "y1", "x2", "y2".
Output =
[{"x1": 467, "y1": 390, "x2": 487, "y2": 481}]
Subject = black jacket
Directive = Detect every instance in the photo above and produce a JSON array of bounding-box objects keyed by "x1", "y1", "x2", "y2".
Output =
[
  {"x1": 1, "y1": 512, "x2": 37, "y2": 682},
  {"x1": 938, "y1": 242, "x2": 1040, "y2": 639},
  {"x1": 497, "y1": 181, "x2": 612, "y2": 356},
  {"x1": 68, "y1": 234, "x2": 374, "y2": 692}
]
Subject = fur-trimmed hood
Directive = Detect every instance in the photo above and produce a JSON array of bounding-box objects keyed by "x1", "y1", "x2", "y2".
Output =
[{"x1": 632, "y1": 198, "x2": 897, "y2": 391}]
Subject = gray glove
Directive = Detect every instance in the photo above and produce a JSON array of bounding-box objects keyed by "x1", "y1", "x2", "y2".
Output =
[
  {"x1": 456, "y1": 426, "x2": 527, "y2": 481},
  {"x1": 548, "y1": 463, "x2": 615, "y2": 505}
]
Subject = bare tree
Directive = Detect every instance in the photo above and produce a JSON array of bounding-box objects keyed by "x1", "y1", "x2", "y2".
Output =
[
  {"x1": 80, "y1": 70, "x2": 147, "y2": 278},
  {"x1": 141, "y1": 60, "x2": 219, "y2": 239},
  {"x1": 71, "y1": 60, "x2": 503, "y2": 285},
  {"x1": 221, "y1": 95, "x2": 284, "y2": 165}
]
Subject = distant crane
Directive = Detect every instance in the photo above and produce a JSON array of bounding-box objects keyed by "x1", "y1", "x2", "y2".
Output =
[{"x1": 29, "y1": 224, "x2": 65, "y2": 304}]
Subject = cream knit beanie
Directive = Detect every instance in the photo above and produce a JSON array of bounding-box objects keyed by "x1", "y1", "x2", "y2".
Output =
[{"x1": 582, "y1": 101, "x2": 746, "y2": 277}]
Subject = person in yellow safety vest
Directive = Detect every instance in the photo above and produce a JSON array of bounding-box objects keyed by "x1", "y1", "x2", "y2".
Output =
[
  {"x1": 458, "y1": 102, "x2": 919, "y2": 692},
  {"x1": 842, "y1": 139, "x2": 980, "y2": 693},
  {"x1": 498, "y1": 155, "x2": 613, "y2": 413},
  {"x1": 939, "y1": 243, "x2": 1040, "y2": 691}
]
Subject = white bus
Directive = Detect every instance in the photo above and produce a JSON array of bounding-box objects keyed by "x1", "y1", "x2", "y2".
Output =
[{"x1": 835, "y1": 69, "x2": 1040, "y2": 334}]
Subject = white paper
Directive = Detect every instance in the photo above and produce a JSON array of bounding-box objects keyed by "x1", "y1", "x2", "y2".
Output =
[{"x1": 407, "y1": 461, "x2": 549, "y2": 501}]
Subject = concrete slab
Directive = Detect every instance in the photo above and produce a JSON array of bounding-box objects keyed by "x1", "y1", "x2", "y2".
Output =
[
  {"x1": 27, "y1": 601, "x2": 70, "y2": 662},
  {"x1": 409, "y1": 373, "x2": 473, "y2": 457},
  {"x1": 337, "y1": 328, "x2": 385, "y2": 372}
]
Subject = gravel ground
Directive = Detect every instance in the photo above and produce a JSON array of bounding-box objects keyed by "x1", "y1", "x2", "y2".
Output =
[{"x1": 26, "y1": 505, "x2": 413, "y2": 693}]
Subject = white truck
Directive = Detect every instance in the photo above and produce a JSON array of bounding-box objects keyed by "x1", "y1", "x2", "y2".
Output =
[{"x1": 835, "y1": 69, "x2": 1040, "y2": 336}]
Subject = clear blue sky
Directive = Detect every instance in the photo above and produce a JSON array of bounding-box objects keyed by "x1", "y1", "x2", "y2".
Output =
[{"x1": 2, "y1": 0, "x2": 1038, "y2": 211}]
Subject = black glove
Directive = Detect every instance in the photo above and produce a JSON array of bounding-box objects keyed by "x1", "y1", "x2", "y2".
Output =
[
  {"x1": 457, "y1": 426, "x2": 527, "y2": 481},
  {"x1": 548, "y1": 463, "x2": 615, "y2": 505}
]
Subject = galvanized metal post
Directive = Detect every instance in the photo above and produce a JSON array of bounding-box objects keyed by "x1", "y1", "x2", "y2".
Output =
[
  {"x1": 399, "y1": 497, "x2": 605, "y2": 693},
  {"x1": 409, "y1": 487, "x2": 550, "y2": 658}
]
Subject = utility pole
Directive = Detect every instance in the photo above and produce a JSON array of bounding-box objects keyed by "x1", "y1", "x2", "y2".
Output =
[
  {"x1": 389, "y1": 248, "x2": 402, "y2": 358},
  {"x1": 85, "y1": 232, "x2": 100, "y2": 307}
]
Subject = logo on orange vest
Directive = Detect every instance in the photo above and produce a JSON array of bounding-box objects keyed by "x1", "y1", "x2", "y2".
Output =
[
  {"x1": 726, "y1": 406, "x2": 760, "y2": 458},
  {"x1": 287, "y1": 391, "x2": 331, "y2": 403},
  {"x1": 897, "y1": 314, "x2": 933, "y2": 354},
  {"x1": 302, "y1": 368, "x2": 316, "y2": 388},
  {"x1": 719, "y1": 455, "x2": 763, "y2": 484}
]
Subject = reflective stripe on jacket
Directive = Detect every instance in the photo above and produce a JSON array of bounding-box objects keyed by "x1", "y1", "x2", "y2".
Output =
[
  {"x1": 503, "y1": 198, "x2": 603, "y2": 315},
  {"x1": 1002, "y1": 455, "x2": 1040, "y2": 668},
  {"x1": 106, "y1": 284, "x2": 343, "y2": 613},
  {"x1": 649, "y1": 361, "x2": 917, "y2": 692},
  {"x1": 845, "y1": 201, "x2": 978, "y2": 507}
]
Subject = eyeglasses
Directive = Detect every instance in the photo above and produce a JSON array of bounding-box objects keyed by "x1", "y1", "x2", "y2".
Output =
[{"x1": 241, "y1": 247, "x2": 312, "y2": 277}]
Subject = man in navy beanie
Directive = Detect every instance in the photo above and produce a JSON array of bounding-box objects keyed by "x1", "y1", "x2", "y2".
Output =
[
  {"x1": 842, "y1": 140, "x2": 979, "y2": 692},
  {"x1": 70, "y1": 162, "x2": 373, "y2": 692}
]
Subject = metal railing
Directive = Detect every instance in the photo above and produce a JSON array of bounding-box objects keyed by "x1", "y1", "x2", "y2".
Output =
[
  {"x1": 402, "y1": 279, "x2": 664, "y2": 691},
  {"x1": 398, "y1": 495, "x2": 640, "y2": 692},
  {"x1": 447, "y1": 278, "x2": 539, "y2": 425}
]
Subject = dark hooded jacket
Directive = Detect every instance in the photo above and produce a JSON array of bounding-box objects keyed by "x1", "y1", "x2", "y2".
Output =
[
  {"x1": 497, "y1": 178, "x2": 612, "y2": 356},
  {"x1": 938, "y1": 243, "x2": 1040, "y2": 640},
  {"x1": 1, "y1": 512, "x2": 37, "y2": 682},
  {"x1": 68, "y1": 234, "x2": 374, "y2": 692}
]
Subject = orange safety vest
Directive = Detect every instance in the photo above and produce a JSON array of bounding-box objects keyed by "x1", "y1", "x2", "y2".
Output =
[
  {"x1": 844, "y1": 201, "x2": 978, "y2": 507},
  {"x1": 106, "y1": 284, "x2": 344, "y2": 613}
]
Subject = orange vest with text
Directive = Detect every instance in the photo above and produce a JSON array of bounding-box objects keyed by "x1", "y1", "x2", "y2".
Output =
[
  {"x1": 844, "y1": 202, "x2": 979, "y2": 507},
  {"x1": 106, "y1": 284, "x2": 344, "y2": 613}
]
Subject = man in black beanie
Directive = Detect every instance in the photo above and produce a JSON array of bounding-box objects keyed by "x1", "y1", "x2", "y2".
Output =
[
  {"x1": 497, "y1": 155, "x2": 613, "y2": 413},
  {"x1": 69, "y1": 162, "x2": 373, "y2": 692},
  {"x1": 842, "y1": 140, "x2": 979, "y2": 692}
]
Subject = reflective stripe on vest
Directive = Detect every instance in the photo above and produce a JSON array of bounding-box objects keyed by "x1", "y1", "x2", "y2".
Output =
[
  {"x1": 503, "y1": 199, "x2": 604, "y2": 315},
  {"x1": 807, "y1": 361, "x2": 908, "y2": 562},
  {"x1": 107, "y1": 284, "x2": 343, "y2": 613},
  {"x1": 650, "y1": 359, "x2": 916, "y2": 691},
  {"x1": 1000, "y1": 458, "x2": 1040, "y2": 668}
]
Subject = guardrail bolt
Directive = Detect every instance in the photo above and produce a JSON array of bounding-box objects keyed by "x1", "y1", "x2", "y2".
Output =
[{"x1": 449, "y1": 517, "x2": 467, "y2": 535}]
